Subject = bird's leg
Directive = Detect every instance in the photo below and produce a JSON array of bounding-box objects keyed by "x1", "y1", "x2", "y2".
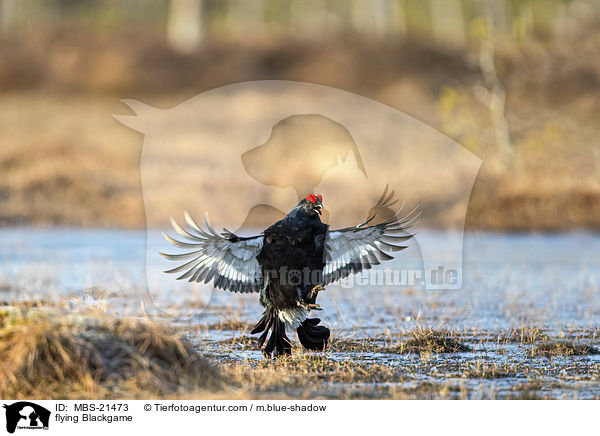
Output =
[
  {"x1": 297, "y1": 285, "x2": 326, "y2": 312},
  {"x1": 310, "y1": 284, "x2": 325, "y2": 300},
  {"x1": 298, "y1": 300, "x2": 323, "y2": 311}
]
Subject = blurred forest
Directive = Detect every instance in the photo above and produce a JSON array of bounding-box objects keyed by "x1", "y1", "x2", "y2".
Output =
[{"x1": 1, "y1": 0, "x2": 599, "y2": 230}]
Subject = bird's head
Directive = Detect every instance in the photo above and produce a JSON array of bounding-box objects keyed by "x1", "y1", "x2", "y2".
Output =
[{"x1": 298, "y1": 194, "x2": 323, "y2": 216}]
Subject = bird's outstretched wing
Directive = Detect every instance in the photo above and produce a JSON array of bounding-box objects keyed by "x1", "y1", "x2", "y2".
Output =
[
  {"x1": 160, "y1": 212, "x2": 264, "y2": 293},
  {"x1": 323, "y1": 201, "x2": 421, "y2": 284}
]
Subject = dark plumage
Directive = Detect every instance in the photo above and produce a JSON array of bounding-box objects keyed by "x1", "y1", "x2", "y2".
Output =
[{"x1": 161, "y1": 189, "x2": 420, "y2": 358}]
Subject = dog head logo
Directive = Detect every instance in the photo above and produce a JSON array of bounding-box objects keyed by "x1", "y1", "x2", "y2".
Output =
[
  {"x1": 115, "y1": 80, "x2": 481, "y2": 302},
  {"x1": 3, "y1": 402, "x2": 50, "y2": 433}
]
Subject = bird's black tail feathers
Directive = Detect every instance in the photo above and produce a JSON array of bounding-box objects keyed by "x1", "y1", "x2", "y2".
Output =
[
  {"x1": 251, "y1": 309, "x2": 292, "y2": 358},
  {"x1": 251, "y1": 311, "x2": 330, "y2": 357},
  {"x1": 297, "y1": 318, "x2": 330, "y2": 351}
]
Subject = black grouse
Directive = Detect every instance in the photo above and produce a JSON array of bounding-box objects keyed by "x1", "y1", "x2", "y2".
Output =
[{"x1": 161, "y1": 190, "x2": 419, "y2": 357}]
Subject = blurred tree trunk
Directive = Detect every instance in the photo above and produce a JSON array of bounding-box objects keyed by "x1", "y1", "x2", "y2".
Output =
[
  {"x1": 167, "y1": 0, "x2": 203, "y2": 53},
  {"x1": 351, "y1": 0, "x2": 370, "y2": 34},
  {"x1": 396, "y1": 0, "x2": 407, "y2": 37},
  {"x1": 515, "y1": 0, "x2": 534, "y2": 40},
  {"x1": 371, "y1": 0, "x2": 389, "y2": 36},
  {"x1": 429, "y1": 0, "x2": 465, "y2": 47},
  {"x1": 0, "y1": 0, "x2": 17, "y2": 33},
  {"x1": 476, "y1": 0, "x2": 514, "y2": 169},
  {"x1": 351, "y1": 0, "x2": 399, "y2": 37},
  {"x1": 594, "y1": 147, "x2": 600, "y2": 182},
  {"x1": 230, "y1": 0, "x2": 266, "y2": 37},
  {"x1": 290, "y1": 0, "x2": 328, "y2": 36}
]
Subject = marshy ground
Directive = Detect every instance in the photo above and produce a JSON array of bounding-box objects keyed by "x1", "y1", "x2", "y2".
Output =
[
  {"x1": 187, "y1": 312, "x2": 600, "y2": 400},
  {"x1": 1, "y1": 229, "x2": 599, "y2": 400},
  {"x1": 3, "y1": 302, "x2": 600, "y2": 400}
]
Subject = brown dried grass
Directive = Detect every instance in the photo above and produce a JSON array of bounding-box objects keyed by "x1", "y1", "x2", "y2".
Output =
[
  {"x1": 0, "y1": 308, "x2": 223, "y2": 399},
  {"x1": 530, "y1": 342, "x2": 600, "y2": 358}
]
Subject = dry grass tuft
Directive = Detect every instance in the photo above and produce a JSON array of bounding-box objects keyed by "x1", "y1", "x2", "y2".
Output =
[
  {"x1": 530, "y1": 342, "x2": 600, "y2": 358},
  {"x1": 204, "y1": 320, "x2": 254, "y2": 331},
  {"x1": 498, "y1": 327, "x2": 548, "y2": 344},
  {"x1": 386, "y1": 328, "x2": 472, "y2": 354},
  {"x1": 0, "y1": 308, "x2": 223, "y2": 399},
  {"x1": 329, "y1": 328, "x2": 471, "y2": 355}
]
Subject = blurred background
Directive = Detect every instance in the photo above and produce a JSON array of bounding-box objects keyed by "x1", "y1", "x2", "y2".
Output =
[{"x1": 1, "y1": 0, "x2": 599, "y2": 230}]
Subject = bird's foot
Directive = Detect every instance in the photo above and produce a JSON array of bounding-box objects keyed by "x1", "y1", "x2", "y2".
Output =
[
  {"x1": 310, "y1": 284, "x2": 326, "y2": 299},
  {"x1": 301, "y1": 302, "x2": 323, "y2": 311}
]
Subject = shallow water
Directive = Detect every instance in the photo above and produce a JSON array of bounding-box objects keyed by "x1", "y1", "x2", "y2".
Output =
[{"x1": 1, "y1": 228, "x2": 599, "y2": 398}]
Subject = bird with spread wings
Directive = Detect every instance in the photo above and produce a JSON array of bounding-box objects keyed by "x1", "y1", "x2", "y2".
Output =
[{"x1": 161, "y1": 187, "x2": 420, "y2": 357}]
